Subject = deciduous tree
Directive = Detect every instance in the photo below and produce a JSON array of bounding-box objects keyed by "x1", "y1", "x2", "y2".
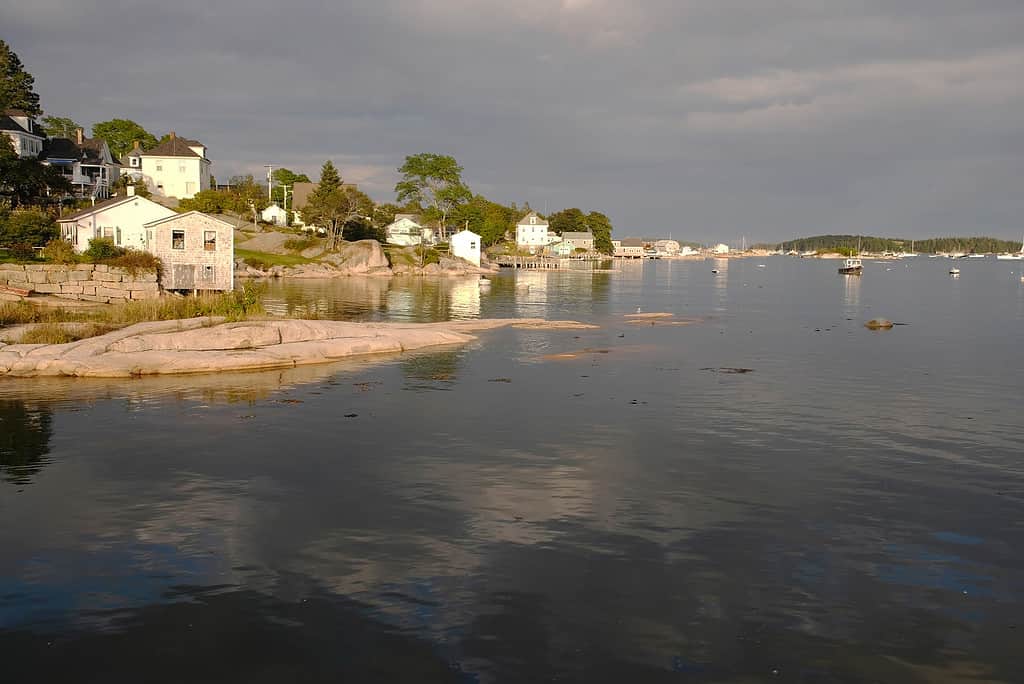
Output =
[
  {"x1": 40, "y1": 116, "x2": 81, "y2": 139},
  {"x1": 395, "y1": 153, "x2": 471, "y2": 238},
  {"x1": 0, "y1": 135, "x2": 71, "y2": 208},
  {"x1": 91, "y1": 119, "x2": 158, "y2": 159},
  {"x1": 271, "y1": 168, "x2": 310, "y2": 205}
]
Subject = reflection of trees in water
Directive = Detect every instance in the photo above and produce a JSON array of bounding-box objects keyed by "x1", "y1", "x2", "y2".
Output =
[
  {"x1": 401, "y1": 350, "x2": 462, "y2": 383},
  {"x1": 387, "y1": 279, "x2": 454, "y2": 323},
  {"x1": 0, "y1": 401, "x2": 53, "y2": 485},
  {"x1": 267, "y1": 280, "x2": 392, "y2": 321}
]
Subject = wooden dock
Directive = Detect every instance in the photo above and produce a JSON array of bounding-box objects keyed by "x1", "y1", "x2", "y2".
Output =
[{"x1": 495, "y1": 256, "x2": 562, "y2": 269}]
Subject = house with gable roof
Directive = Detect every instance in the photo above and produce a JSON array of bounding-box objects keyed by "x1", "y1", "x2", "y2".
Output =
[
  {"x1": 1, "y1": 109, "x2": 45, "y2": 159},
  {"x1": 40, "y1": 128, "x2": 121, "y2": 200},
  {"x1": 515, "y1": 211, "x2": 558, "y2": 253},
  {"x1": 122, "y1": 132, "x2": 211, "y2": 199},
  {"x1": 58, "y1": 192, "x2": 177, "y2": 252}
]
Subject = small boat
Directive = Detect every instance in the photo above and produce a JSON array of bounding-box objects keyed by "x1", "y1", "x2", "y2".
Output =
[
  {"x1": 711, "y1": 269, "x2": 720, "y2": 274},
  {"x1": 967, "y1": 253, "x2": 987, "y2": 259},
  {"x1": 949, "y1": 267, "x2": 960, "y2": 276},
  {"x1": 478, "y1": 276, "x2": 491, "y2": 289},
  {"x1": 757, "y1": 264, "x2": 766, "y2": 268},
  {"x1": 838, "y1": 257, "x2": 863, "y2": 275}
]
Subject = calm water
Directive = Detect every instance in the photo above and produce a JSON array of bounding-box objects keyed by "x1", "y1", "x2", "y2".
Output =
[{"x1": 2, "y1": 257, "x2": 1023, "y2": 682}]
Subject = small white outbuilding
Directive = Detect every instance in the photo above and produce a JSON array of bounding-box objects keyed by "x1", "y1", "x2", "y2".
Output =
[
  {"x1": 261, "y1": 203, "x2": 288, "y2": 226},
  {"x1": 450, "y1": 229, "x2": 481, "y2": 267}
]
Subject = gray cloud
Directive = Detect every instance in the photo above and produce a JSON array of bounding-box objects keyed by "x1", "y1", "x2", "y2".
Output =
[{"x1": 3, "y1": 0, "x2": 1023, "y2": 241}]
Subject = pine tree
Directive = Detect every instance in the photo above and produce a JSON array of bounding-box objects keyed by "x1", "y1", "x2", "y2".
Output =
[{"x1": 0, "y1": 40, "x2": 41, "y2": 115}]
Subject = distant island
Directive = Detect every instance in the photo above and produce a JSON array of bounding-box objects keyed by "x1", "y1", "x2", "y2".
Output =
[{"x1": 752, "y1": 234, "x2": 1022, "y2": 255}]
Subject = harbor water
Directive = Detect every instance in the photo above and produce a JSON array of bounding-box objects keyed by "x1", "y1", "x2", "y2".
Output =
[{"x1": 2, "y1": 256, "x2": 1022, "y2": 682}]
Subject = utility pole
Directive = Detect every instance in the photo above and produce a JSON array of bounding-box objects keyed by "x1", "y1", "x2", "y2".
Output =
[{"x1": 264, "y1": 164, "x2": 273, "y2": 202}]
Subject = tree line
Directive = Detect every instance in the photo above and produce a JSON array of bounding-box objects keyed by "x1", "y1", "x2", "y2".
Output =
[{"x1": 757, "y1": 234, "x2": 1022, "y2": 254}]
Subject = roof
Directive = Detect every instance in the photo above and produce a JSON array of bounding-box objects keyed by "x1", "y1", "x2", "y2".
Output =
[
  {"x1": 621, "y1": 238, "x2": 644, "y2": 247},
  {"x1": 0, "y1": 113, "x2": 41, "y2": 136},
  {"x1": 58, "y1": 196, "x2": 137, "y2": 221},
  {"x1": 517, "y1": 211, "x2": 548, "y2": 226},
  {"x1": 562, "y1": 231, "x2": 594, "y2": 240},
  {"x1": 142, "y1": 136, "x2": 206, "y2": 158},
  {"x1": 292, "y1": 181, "x2": 359, "y2": 210},
  {"x1": 41, "y1": 136, "x2": 117, "y2": 164},
  {"x1": 143, "y1": 211, "x2": 233, "y2": 229}
]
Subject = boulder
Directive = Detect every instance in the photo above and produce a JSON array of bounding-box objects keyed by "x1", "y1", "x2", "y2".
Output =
[{"x1": 321, "y1": 240, "x2": 390, "y2": 273}]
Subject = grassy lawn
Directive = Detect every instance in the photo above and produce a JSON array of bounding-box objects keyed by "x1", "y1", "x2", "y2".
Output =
[{"x1": 235, "y1": 248, "x2": 315, "y2": 268}]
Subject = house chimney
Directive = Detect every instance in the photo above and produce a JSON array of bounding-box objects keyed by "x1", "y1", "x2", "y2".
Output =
[
  {"x1": 169, "y1": 131, "x2": 176, "y2": 140},
  {"x1": 75, "y1": 127, "x2": 84, "y2": 145},
  {"x1": 133, "y1": 140, "x2": 140, "y2": 150}
]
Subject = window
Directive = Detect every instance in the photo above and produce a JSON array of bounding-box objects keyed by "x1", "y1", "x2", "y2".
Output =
[
  {"x1": 469, "y1": 241, "x2": 477, "y2": 249},
  {"x1": 156, "y1": 164, "x2": 163, "y2": 172},
  {"x1": 202, "y1": 265, "x2": 215, "y2": 280},
  {"x1": 115, "y1": 227, "x2": 122, "y2": 245},
  {"x1": 172, "y1": 230, "x2": 185, "y2": 249},
  {"x1": 530, "y1": 216, "x2": 537, "y2": 224},
  {"x1": 204, "y1": 231, "x2": 217, "y2": 251},
  {"x1": 102, "y1": 227, "x2": 114, "y2": 239},
  {"x1": 179, "y1": 164, "x2": 186, "y2": 173},
  {"x1": 130, "y1": 157, "x2": 139, "y2": 168}
]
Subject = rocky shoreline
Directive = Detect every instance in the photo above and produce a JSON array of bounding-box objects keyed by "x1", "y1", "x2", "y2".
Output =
[
  {"x1": 235, "y1": 236, "x2": 499, "y2": 279},
  {"x1": 0, "y1": 317, "x2": 596, "y2": 378}
]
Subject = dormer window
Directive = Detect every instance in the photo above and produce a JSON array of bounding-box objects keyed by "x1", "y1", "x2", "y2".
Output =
[
  {"x1": 130, "y1": 157, "x2": 139, "y2": 168},
  {"x1": 530, "y1": 216, "x2": 537, "y2": 224}
]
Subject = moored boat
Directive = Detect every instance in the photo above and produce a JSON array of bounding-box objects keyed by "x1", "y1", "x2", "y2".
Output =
[{"x1": 838, "y1": 257, "x2": 863, "y2": 275}]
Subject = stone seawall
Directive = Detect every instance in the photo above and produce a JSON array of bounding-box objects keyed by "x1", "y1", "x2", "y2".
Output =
[{"x1": 0, "y1": 264, "x2": 160, "y2": 303}]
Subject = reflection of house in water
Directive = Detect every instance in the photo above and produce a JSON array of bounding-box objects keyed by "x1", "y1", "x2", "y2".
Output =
[
  {"x1": 448, "y1": 278, "x2": 481, "y2": 319},
  {"x1": 0, "y1": 401, "x2": 53, "y2": 486},
  {"x1": 712, "y1": 258, "x2": 729, "y2": 313}
]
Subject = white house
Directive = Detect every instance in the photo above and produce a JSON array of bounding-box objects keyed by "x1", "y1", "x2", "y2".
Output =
[
  {"x1": 1, "y1": 109, "x2": 44, "y2": 159},
  {"x1": 679, "y1": 245, "x2": 700, "y2": 256},
  {"x1": 450, "y1": 229, "x2": 481, "y2": 267},
  {"x1": 385, "y1": 214, "x2": 435, "y2": 246},
  {"x1": 145, "y1": 212, "x2": 234, "y2": 292},
  {"x1": 711, "y1": 243, "x2": 730, "y2": 254},
  {"x1": 261, "y1": 203, "x2": 288, "y2": 226},
  {"x1": 40, "y1": 129, "x2": 121, "y2": 200},
  {"x1": 122, "y1": 132, "x2": 211, "y2": 199},
  {"x1": 58, "y1": 193, "x2": 177, "y2": 253},
  {"x1": 516, "y1": 211, "x2": 557, "y2": 252}
]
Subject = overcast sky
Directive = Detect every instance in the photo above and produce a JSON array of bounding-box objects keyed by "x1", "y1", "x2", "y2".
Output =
[{"x1": 4, "y1": 1, "x2": 1023, "y2": 242}]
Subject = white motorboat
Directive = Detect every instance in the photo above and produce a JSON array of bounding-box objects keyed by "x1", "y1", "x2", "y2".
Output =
[
  {"x1": 949, "y1": 267, "x2": 961, "y2": 276},
  {"x1": 838, "y1": 257, "x2": 863, "y2": 275}
]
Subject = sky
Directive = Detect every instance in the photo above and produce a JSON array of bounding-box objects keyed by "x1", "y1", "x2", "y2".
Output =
[{"x1": 3, "y1": 1, "x2": 1024, "y2": 243}]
